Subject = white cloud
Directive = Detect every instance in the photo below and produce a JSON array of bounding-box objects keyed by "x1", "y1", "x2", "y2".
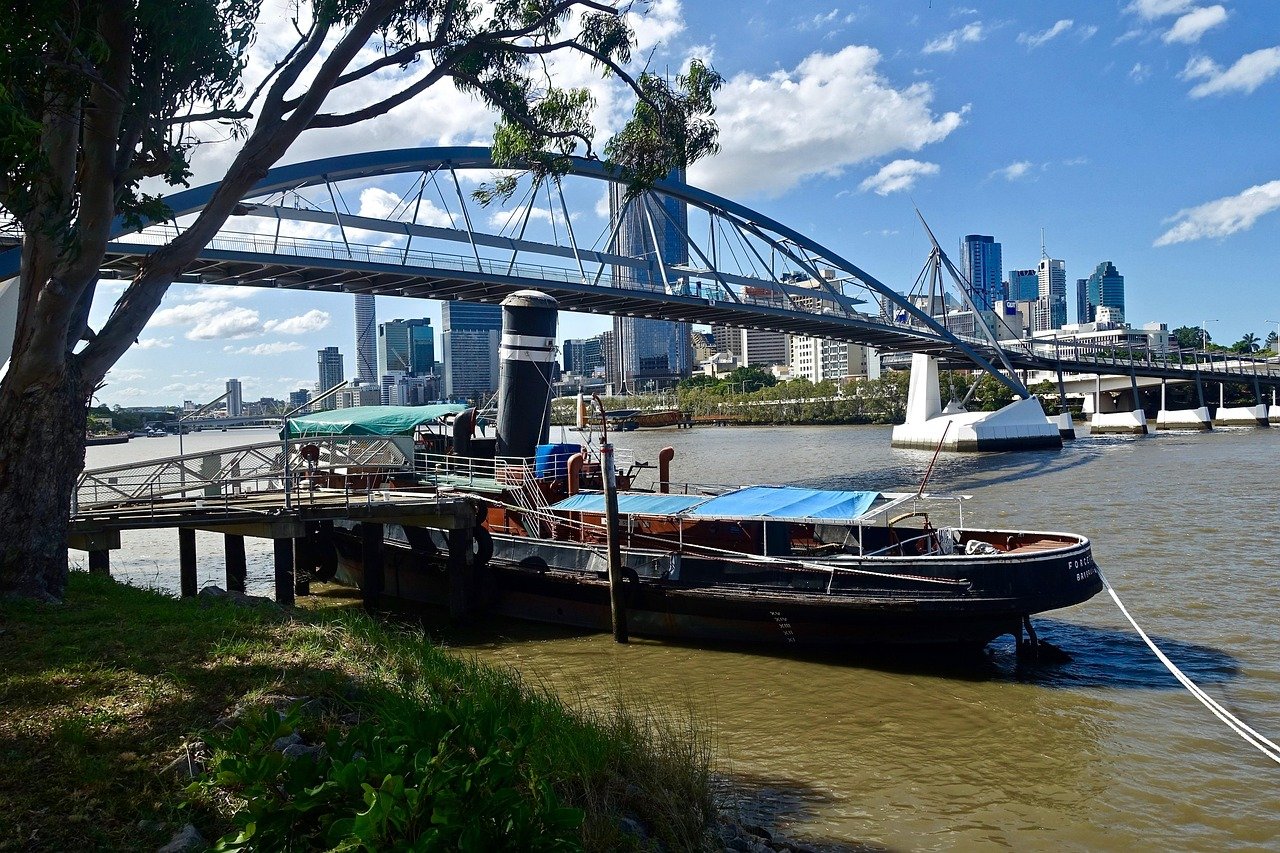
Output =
[
  {"x1": 797, "y1": 9, "x2": 855, "y2": 32},
  {"x1": 188, "y1": 307, "x2": 263, "y2": 340},
  {"x1": 487, "y1": 207, "x2": 555, "y2": 231},
  {"x1": 107, "y1": 368, "x2": 148, "y2": 382},
  {"x1": 858, "y1": 160, "x2": 940, "y2": 196},
  {"x1": 136, "y1": 337, "x2": 174, "y2": 350},
  {"x1": 150, "y1": 300, "x2": 229, "y2": 328},
  {"x1": 1018, "y1": 20, "x2": 1074, "y2": 49},
  {"x1": 1130, "y1": 62, "x2": 1152, "y2": 83},
  {"x1": 1155, "y1": 180, "x2": 1280, "y2": 245},
  {"x1": 625, "y1": 0, "x2": 684, "y2": 51},
  {"x1": 688, "y1": 46, "x2": 965, "y2": 197},
  {"x1": 223, "y1": 342, "x2": 306, "y2": 356},
  {"x1": 179, "y1": 284, "x2": 258, "y2": 301},
  {"x1": 1179, "y1": 47, "x2": 1280, "y2": 97},
  {"x1": 1125, "y1": 0, "x2": 1194, "y2": 20},
  {"x1": 991, "y1": 161, "x2": 1033, "y2": 181},
  {"x1": 264, "y1": 309, "x2": 331, "y2": 335},
  {"x1": 1163, "y1": 6, "x2": 1228, "y2": 44},
  {"x1": 1077, "y1": 25, "x2": 1099, "y2": 41},
  {"x1": 922, "y1": 23, "x2": 984, "y2": 54},
  {"x1": 356, "y1": 188, "x2": 454, "y2": 227}
]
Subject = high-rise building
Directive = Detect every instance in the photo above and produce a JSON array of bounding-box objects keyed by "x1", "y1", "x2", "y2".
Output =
[
  {"x1": 1036, "y1": 257, "x2": 1067, "y2": 330},
  {"x1": 713, "y1": 325, "x2": 789, "y2": 367},
  {"x1": 961, "y1": 235, "x2": 1003, "y2": 311},
  {"x1": 441, "y1": 301, "x2": 501, "y2": 401},
  {"x1": 354, "y1": 294, "x2": 377, "y2": 385},
  {"x1": 288, "y1": 389, "x2": 312, "y2": 412},
  {"x1": 316, "y1": 346, "x2": 344, "y2": 410},
  {"x1": 225, "y1": 378, "x2": 243, "y2": 417},
  {"x1": 609, "y1": 173, "x2": 692, "y2": 390},
  {"x1": 1085, "y1": 261, "x2": 1125, "y2": 325},
  {"x1": 378, "y1": 318, "x2": 433, "y2": 378},
  {"x1": 1007, "y1": 269, "x2": 1039, "y2": 301},
  {"x1": 1075, "y1": 279, "x2": 1090, "y2": 326},
  {"x1": 563, "y1": 336, "x2": 605, "y2": 377}
]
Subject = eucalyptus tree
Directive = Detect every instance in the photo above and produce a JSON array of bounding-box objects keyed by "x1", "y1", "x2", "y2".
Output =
[{"x1": 0, "y1": 0, "x2": 720, "y2": 601}]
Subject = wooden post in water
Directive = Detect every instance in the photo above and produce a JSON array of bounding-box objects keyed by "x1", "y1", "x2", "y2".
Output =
[
  {"x1": 88, "y1": 550, "x2": 110, "y2": 577},
  {"x1": 446, "y1": 527, "x2": 471, "y2": 619},
  {"x1": 601, "y1": 441, "x2": 628, "y2": 643},
  {"x1": 178, "y1": 528, "x2": 197, "y2": 598},
  {"x1": 361, "y1": 522, "x2": 384, "y2": 611},
  {"x1": 293, "y1": 536, "x2": 312, "y2": 597},
  {"x1": 273, "y1": 538, "x2": 295, "y2": 607},
  {"x1": 224, "y1": 534, "x2": 247, "y2": 593}
]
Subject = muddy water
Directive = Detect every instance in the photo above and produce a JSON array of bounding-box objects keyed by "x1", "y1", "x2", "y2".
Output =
[{"x1": 84, "y1": 425, "x2": 1280, "y2": 849}]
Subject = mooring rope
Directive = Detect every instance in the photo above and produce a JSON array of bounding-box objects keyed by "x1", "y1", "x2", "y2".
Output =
[{"x1": 1102, "y1": 571, "x2": 1280, "y2": 766}]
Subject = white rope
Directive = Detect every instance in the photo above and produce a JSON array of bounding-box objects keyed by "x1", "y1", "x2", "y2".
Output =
[{"x1": 1102, "y1": 571, "x2": 1280, "y2": 765}]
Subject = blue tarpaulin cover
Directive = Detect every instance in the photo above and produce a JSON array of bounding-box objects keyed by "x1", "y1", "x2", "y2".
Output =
[
  {"x1": 550, "y1": 493, "x2": 708, "y2": 515},
  {"x1": 685, "y1": 486, "x2": 880, "y2": 522},
  {"x1": 550, "y1": 485, "x2": 881, "y2": 522}
]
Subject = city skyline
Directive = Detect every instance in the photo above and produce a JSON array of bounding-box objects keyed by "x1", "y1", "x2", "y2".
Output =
[{"x1": 85, "y1": 0, "x2": 1280, "y2": 404}]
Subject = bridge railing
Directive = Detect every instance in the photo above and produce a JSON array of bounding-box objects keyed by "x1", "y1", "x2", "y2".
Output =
[{"x1": 74, "y1": 437, "x2": 408, "y2": 511}]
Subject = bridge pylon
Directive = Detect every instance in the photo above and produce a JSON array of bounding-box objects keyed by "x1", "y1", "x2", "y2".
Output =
[{"x1": 890, "y1": 354, "x2": 1062, "y2": 452}]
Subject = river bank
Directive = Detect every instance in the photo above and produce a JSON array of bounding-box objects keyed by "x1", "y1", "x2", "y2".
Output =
[{"x1": 0, "y1": 573, "x2": 722, "y2": 851}]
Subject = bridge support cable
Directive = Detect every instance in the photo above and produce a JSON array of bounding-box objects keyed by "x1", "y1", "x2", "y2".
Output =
[
  {"x1": 324, "y1": 178, "x2": 354, "y2": 258},
  {"x1": 504, "y1": 177, "x2": 542, "y2": 275},
  {"x1": 641, "y1": 199, "x2": 676, "y2": 295},
  {"x1": 448, "y1": 166, "x2": 484, "y2": 271},
  {"x1": 914, "y1": 210, "x2": 1027, "y2": 396},
  {"x1": 554, "y1": 179, "x2": 589, "y2": 285},
  {"x1": 650, "y1": 199, "x2": 739, "y2": 305},
  {"x1": 593, "y1": 194, "x2": 632, "y2": 289}
]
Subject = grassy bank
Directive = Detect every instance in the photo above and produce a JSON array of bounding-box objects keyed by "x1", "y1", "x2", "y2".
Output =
[{"x1": 0, "y1": 573, "x2": 713, "y2": 851}]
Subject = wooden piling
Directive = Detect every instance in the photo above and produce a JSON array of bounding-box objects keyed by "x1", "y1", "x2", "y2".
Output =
[
  {"x1": 602, "y1": 442, "x2": 628, "y2": 644},
  {"x1": 361, "y1": 522, "x2": 384, "y2": 611},
  {"x1": 224, "y1": 534, "x2": 247, "y2": 593},
  {"x1": 88, "y1": 549, "x2": 110, "y2": 577},
  {"x1": 178, "y1": 528, "x2": 197, "y2": 598},
  {"x1": 446, "y1": 528, "x2": 471, "y2": 619},
  {"x1": 273, "y1": 538, "x2": 295, "y2": 607},
  {"x1": 293, "y1": 536, "x2": 312, "y2": 597}
]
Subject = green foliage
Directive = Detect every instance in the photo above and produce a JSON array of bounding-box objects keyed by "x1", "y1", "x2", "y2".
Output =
[
  {"x1": 201, "y1": 705, "x2": 582, "y2": 851},
  {"x1": 1230, "y1": 332, "x2": 1260, "y2": 354},
  {"x1": 1171, "y1": 325, "x2": 1207, "y2": 350}
]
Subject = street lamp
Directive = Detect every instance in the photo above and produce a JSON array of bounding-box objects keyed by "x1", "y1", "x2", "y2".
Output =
[{"x1": 1201, "y1": 319, "x2": 1219, "y2": 351}]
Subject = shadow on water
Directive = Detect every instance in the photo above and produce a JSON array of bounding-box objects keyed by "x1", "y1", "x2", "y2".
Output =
[{"x1": 713, "y1": 771, "x2": 893, "y2": 853}]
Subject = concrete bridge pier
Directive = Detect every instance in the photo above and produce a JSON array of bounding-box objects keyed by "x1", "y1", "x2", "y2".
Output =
[
  {"x1": 1213, "y1": 380, "x2": 1270, "y2": 427},
  {"x1": 1085, "y1": 375, "x2": 1147, "y2": 435},
  {"x1": 890, "y1": 354, "x2": 1062, "y2": 452},
  {"x1": 1155, "y1": 377, "x2": 1211, "y2": 431},
  {"x1": 1269, "y1": 388, "x2": 1280, "y2": 424}
]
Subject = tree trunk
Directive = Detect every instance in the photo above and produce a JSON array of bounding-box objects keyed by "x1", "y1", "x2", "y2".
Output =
[{"x1": 0, "y1": 365, "x2": 89, "y2": 602}]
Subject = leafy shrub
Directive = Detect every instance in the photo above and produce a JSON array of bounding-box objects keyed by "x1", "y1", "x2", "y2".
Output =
[{"x1": 199, "y1": 704, "x2": 584, "y2": 851}]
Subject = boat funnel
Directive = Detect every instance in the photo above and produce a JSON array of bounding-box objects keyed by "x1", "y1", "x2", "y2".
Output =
[{"x1": 496, "y1": 290, "x2": 558, "y2": 458}]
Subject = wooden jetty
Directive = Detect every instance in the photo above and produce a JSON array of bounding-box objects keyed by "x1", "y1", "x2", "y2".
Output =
[{"x1": 70, "y1": 437, "x2": 482, "y2": 609}]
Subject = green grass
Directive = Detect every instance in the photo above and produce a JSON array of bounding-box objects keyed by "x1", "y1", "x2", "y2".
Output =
[{"x1": 0, "y1": 573, "x2": 713, "y2": 851}]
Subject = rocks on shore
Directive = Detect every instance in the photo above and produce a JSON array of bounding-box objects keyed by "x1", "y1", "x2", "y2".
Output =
[
  {"x1": 157, "y1": 823, "x2": 204, "y2": 853},
  {"x1": 197, "y1": 585, "x2": 279, "y2": 610}
]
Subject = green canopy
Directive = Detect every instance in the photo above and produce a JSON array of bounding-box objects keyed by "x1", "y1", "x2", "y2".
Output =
[{"x1": 283, "y1": 404, "x2": 464, "y2": 439}]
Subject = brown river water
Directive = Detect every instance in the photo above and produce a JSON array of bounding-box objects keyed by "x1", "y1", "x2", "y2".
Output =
[{"x1": 82, "y1": 425, "x2": 1280, "y2": 850}]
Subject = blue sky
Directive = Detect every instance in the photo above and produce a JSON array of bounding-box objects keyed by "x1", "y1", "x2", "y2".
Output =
[{"x1": 95, "y1": 0, "x2": 1280, "y2": 405}]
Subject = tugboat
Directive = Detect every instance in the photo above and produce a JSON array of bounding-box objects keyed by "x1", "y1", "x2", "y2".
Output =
[{"x1": 301, "y1": 291, "x2": 1102, "y2": 651}]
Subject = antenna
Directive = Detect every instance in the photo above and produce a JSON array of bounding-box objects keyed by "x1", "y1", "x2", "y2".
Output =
[{"x1": 1040, "y1": 227, "x2": 1047, "y2": 259}]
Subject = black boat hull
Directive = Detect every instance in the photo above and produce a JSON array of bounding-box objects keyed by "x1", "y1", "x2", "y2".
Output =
[{"x1": 331, "y1": 528, "x2": 1102, "y2": 649}]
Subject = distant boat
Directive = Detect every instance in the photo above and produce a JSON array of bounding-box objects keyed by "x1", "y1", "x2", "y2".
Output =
[{"x1": 85, "y1": 433, "x2": 129, "y2": 446}]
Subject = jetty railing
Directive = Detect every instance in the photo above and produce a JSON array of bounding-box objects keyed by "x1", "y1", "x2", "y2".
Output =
[{"x1": 75, "y1": 437, "x2": 407, "y2": 511}]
